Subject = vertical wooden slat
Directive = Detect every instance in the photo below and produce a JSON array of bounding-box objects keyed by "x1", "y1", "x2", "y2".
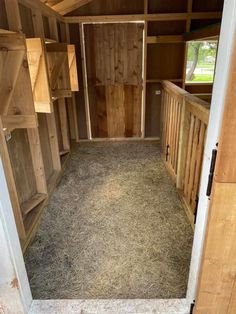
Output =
[
  {"x1": 27, "y1": 128, "x2": 47, "y2": 195},
  {"x1": 184, "y1": 114, "x2": 195, "y2": 195},
  {"x1": 187, "y1": 118, "x2": 200, "y2": 205},
  {"x1": 190, "y1": 122, "x2": 206, "y2": 210}
]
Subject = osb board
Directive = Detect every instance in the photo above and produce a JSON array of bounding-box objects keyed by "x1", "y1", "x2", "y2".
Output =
[
  {"x1": 185, "y1": 84, "x2": 213, "y2": 94},
  {"x1": 7, "y1": 129, "x2": 37, "y2": 205},
  {"x1": 84, "y1": 23, "x2": 144, "y2": 86},
  {"x1": 89, "y1": 85, "x2": 142, "y2": 138},
  {"x1": 69, "y1": 23, "x2": 87, "y2": 139},
  {"x1": 147, "y1": 43, "x2": 186, "y2": 80},
  {"x1": 18, "y1": 3, "x2": 35, "y2": 38},
  {"x1": 38, "y1": 113, "x2": 54, "y2": 182},
  {"x1": 0, "y1": 0, "x2": 9, "y2": 30},
  {"x1": 148, "y1": 21, "x2": 187, "y2": 36},
  {"x1": 148, "y1": 0, "x2": 188, "y2": 13},
  {"x1": 67, "y1": 0, "x2": 144, "y2": 16},
  {"x1": 192, "y1": 0, "x2": 224, "y2": 12},
  {"x1": 145, "y1": 83, "x2": 162, "y2": 137},
  {"x1": 54, "y1": 101, "x2": 64, "y2": 152}
]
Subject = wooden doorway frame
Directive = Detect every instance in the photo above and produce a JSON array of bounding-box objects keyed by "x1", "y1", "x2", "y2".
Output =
[
  {"x1": 1, "y1": 0, "x2": 236, "y2": 312},
  {"x1": 80, "y1": 21, "x2": 145, "y2": 140}
]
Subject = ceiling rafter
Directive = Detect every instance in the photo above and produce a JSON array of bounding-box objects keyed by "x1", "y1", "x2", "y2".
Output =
[{"x1": 47, "y1": 0, "x2": 93, "y2": 16}]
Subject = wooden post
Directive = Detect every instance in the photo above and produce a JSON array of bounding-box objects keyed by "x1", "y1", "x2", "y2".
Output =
[
  {"x1": 176, "y1": 99, "x2": 189, "y2": 189},
  {"x1": 79, "y1": 23, "x2": 92, "y2": 140}
]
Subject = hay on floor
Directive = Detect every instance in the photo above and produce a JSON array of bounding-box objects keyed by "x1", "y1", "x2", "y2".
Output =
[{"x1": 24, "y1": 141, "x2": 193, "y2": 299}]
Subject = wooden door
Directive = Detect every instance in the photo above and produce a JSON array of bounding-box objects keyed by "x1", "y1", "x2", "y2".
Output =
[
  {"x1": 194, "y1": 17, "x2": 236, "y2": 314},
  {"x1": 84, "y1": 23, "x2": 143, "y2": 138}
]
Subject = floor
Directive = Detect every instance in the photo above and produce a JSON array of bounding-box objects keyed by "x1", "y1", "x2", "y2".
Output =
[{"x1": 24, "y1": 141, "x2": 193, "y2": 299}]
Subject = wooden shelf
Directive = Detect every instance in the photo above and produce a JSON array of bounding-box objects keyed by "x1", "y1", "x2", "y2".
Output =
[
  {"x1": 26, "y1": 38, "x2": 79, "y2": 112},
  {"x1": 21, "y1": 193, "x2": 47, "y2": 215}
]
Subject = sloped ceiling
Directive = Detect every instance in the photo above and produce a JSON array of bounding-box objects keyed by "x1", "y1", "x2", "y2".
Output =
[{"x1": 41, "y1": 0, "x2": 93, "y2": 15}]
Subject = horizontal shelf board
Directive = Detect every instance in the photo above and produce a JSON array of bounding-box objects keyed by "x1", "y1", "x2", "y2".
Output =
[{"x1": 22, "y1": 193, "x2": 47, "y2": 216}]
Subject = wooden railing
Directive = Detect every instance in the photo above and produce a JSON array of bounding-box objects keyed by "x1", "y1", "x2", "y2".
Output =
[
  {"x1": 161, "y1": 81, "x2": 188, "y2": 177},
  {"x1": 161, "y1": 81, "x2": 210, "y2": 226}
]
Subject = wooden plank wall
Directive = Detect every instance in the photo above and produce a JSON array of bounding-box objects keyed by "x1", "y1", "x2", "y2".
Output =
[
  {"x1": 84, "y1": 23, "x2": 143, "y2": 138},
  {"x1": 63, "y1": 0, "x2": 223, "y2": 139},
  {"x1": 7, "y1": 129, "x2": 38, "y2": 205}
]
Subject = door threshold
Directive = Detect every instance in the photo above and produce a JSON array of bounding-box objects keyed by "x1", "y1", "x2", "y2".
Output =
[{"x1": 30, "y1": 298, "x2": 189, "y2": 314}]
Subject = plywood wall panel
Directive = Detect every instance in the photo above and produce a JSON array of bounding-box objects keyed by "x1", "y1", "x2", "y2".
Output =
[
  {"x1": 190, "y1": 19, "x2": 221, "y2": 31},
  {"x1": 18, "y1": 4, "x2": 35, "y2": 38},
  {"x1": 84, "y1": 23, "x2": 144, "y2": 86},
  {"x1": 54, "y1": 101, "x2": 64, "y2": 152},
  {"x1": 192, "y1": 0, "x2": 224, "y2": 12},
  {"x1": 0, "y1": 0, "x2": 9, "y2": 30},
  {"x1": 148, "y1": 0, "x2": 188, "y2": 13},
  {"x1": 147, "y1": 43, "x2": 185, "y2": 80},
  {"x1": 148, "y1": 21, "x2": 186, "y2": 36},
  {"x1": 7, "y1": 129, "x2": 37, "y2": 205},
  {"x1": 145, "y1": 83, "x2": 162, "y2": 137},
  {"x1": 89, "y1": 85, "x2": 142, "y2": 138},
  {"x1": 43, "y1": 15, "x2": 50, "y2": 39},
  {"x1": 185, "y1": 84, "x2": 213, "y2": 94},
  {"x1": 38, "y1": 113, "x2": 54, "y2": 182},
  {"x1": 67, "y1": 0, "x2": 144, "y2": 16}
]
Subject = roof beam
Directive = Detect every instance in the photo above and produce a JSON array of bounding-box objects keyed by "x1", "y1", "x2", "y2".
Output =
[
  {"x1": 52, "y1": 0, "x2": 93, "y2": 15},
  {"x1": 64, "y1": 12, "x2": 222, "y2": 23}
]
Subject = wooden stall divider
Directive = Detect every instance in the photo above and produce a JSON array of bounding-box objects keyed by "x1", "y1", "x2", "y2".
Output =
[{"x1": 161, "y1": 80, "x2": 210, "y2": 226}]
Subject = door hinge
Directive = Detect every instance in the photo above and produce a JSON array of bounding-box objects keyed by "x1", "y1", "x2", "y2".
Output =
[
  {"x1": 166, "y1": 144, "x2": 170, "y2": 161},
  {"x1": 206, "y1": 148, "x2": 217, "y2": 197},
  {"x1": 194, "y1": 196, "x2": 199, "y2": 224},
  {"x1": 190, "y1": 300, "x2": 195, "y2": 314}
]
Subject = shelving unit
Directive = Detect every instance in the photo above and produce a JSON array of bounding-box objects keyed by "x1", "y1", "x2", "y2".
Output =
[{"x1": 0, "y1": 30, "x2": 47, "y2": 240}]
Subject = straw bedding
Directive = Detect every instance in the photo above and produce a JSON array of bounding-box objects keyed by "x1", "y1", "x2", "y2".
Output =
[{"x1": 24, "y1": 141, "x2": 193, "y2": 299}]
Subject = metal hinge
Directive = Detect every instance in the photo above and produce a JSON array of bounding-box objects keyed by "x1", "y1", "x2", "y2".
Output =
[
  {"x1": 190, "y1": 301, "x2": 195, "y2": 314},
  {"x1": 166, "y1": 144, "x2": 170, "y2": 161},
  {"x1": 194, "y1": 196, "x2": 199, "y2": 224},
  {"x1": 206, "y1": 148, "x2": 218, "y2": 197}
]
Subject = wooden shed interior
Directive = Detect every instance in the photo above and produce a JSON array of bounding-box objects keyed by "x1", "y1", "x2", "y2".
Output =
[{"x1": 0, "y1": 0, "x2": 226, "y2": 306}]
